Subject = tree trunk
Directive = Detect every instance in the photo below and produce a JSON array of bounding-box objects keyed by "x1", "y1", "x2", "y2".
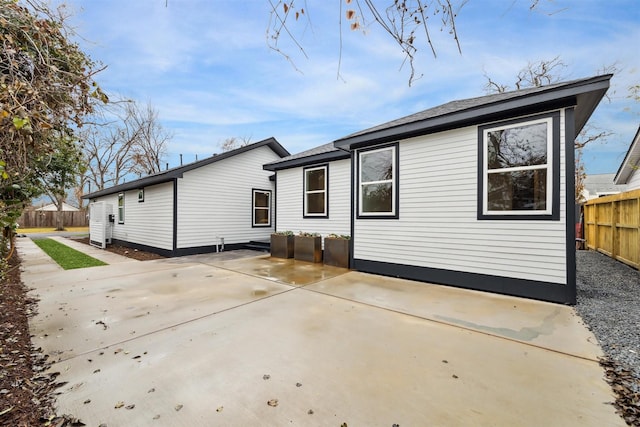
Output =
[{"x1": 55, "y1": 196, "x2": 65, "y2": 231}]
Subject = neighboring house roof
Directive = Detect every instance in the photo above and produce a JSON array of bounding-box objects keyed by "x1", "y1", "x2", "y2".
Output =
[
  {"x1": 614, "y1": 125, "x2": 640, "y2": 184},
  {"x1": 334, "y1": 74, "x2": 612, "y2": 149},
  {"x1": 582, "y1": 173, "x2": 627, "y2": 200},
  {"x1": 263, "y1": 142, "x2": 350, "y2": 171},
  {"x1": 35, "y1": 202, "x2": 80, "y2": 211},
  {"x1": 83, "y1": 137, "x2": 289, "y2": 199}
]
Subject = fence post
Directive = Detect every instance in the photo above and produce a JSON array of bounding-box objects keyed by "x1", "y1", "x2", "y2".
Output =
[
  {"x1": 612, "y1": 200, "x2": 619, "y2": 261},
  {"x1": 593, "y1": 202, "x2": 599, "y2": 250}
]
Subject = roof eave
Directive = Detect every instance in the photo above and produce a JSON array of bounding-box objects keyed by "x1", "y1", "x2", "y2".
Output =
[
  {"x1": 83, "y1": 137, "x2": 290, "y2": 199},
  {"x1": 334, "y1": 75, "x2": 611, "y2": 150},
  {"x1": 264, "y1": 150, "x2": 350, "y2": 171},
  {"x1": 614, "y1": 125, "x2": 640, "y2": 184},
  {"x1": 82, "y1": 173, "x2": 181, "y2": 199}
]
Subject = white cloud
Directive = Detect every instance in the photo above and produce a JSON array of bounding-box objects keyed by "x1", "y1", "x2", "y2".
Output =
[{"x1": 56, "y1": 0, "x2": 640, "y2": 175}]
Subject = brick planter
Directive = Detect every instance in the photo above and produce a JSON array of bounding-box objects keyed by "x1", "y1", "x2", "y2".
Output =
[
  {"x1": 323, "y1": 237, "x2": 350, "y2": 268},
  {"x1": 294, "y1": 235, "x2": 322, "y2": 263},
  {"x1": 270, "y1": 234, "x2": 294, "y2": 258}
]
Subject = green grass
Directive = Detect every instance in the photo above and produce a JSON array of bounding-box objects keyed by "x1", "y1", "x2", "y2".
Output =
[{"x1": 34, "y1": 239, "x2": 108, "y2": 270}]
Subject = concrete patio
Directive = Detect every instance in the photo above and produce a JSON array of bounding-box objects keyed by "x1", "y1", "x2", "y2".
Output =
[{"x1": 18, "y1": 236, "x2": 624, "y2": 426}]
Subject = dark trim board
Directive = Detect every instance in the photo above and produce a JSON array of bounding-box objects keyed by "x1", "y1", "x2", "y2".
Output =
[
  {"x1": 476, "y1": 111, "x2": 561, "y2": 221},
  {"x1": 172, "y1": 243, "x2": 251, "y2": 257},
  {"x1": 564, "y1": 107, "x2": 577, "y2": 304},
  {"x1": 110, "y1": 239, "x2": 254, "y2": 258},
  {"x1": 172, "y1": 178, "x2": 178, "y2": 252},
  {"x1": 353, "y1": 258, "x2": 575, "y2": 304}
]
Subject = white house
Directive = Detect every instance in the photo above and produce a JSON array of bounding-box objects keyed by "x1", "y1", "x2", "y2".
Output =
[
  {"x1": 614, "y1": 125, "x2": 640, "y2": 191},
  {"x1": 321, "y1": 74, "x2": 610, "y2": 304},
  {"x1": 83, "y1": 138, "x2": 289, "y2": 256},
  {"x1": 581, "y1": 173, "x2": 627, "y2": 200},
  {"x1": 35, "y1": 202, "x2": 80, "y2": 211},
  {"x1": 263, "y1": 142, "x2": 352, "y2": 242}
]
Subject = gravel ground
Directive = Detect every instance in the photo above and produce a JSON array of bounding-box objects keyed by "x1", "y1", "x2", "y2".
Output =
[
  {"x1": 575, "y1": 249, "x2": 640, "y2": 425},
  {"x1": 576, "y1": 250, "x2": 640, "y2": 382}
]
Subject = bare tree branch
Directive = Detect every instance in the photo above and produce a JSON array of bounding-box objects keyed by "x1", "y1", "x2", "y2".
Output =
[
  {"x1": 81, "y1": 99, "x2": 171, "y2": 191},
  {"x1": 266, "y1": 0, "x2": 468, "y2": 86}
]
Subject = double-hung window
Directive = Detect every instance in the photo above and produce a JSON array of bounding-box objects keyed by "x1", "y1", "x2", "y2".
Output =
[
  {"x1": 479, "y1": 112, "x2": 559, "y2": 219},
  {"x1": 252, "y1": 189, "x2": 271, "y2": 227},
  {"x1": 304, "y1": 165, "x2": 328, "y2": 217},
  {"x1": 117, "y1": 193, "x2": 125, "y2": 224},
  {"x1": 357, "y1": 144, "x2": 398, "y2": 218}
]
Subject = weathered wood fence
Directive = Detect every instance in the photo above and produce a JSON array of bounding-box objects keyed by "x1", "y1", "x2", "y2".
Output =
[
  {"x1": 16, "y1": 210, "x2": 89, "y2": 228},
  {"x1": 584, "y1": 188, "x2": 640, "y2": 269}
]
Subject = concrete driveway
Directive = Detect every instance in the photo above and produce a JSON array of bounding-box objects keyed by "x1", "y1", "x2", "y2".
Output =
[{"x1": 18, "y1": 237, "x2": 624, "y2": 426}]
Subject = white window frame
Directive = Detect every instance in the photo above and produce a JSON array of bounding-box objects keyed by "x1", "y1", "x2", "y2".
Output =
[
  {"x1": 117, "y1": 193, "x2": 125, "y2": 224},
  {"x1": 358, "y1": 145, "x2": 397, "y2": 218},
  {"x1": 252, "y1": 189, "x2": 271, "y2": 227},
  {"x1": 304, "y1": 165, "x2": 328, "y2": 217},
  {"x1": 482, "y1": 117, "x2": 553, "y2": 216}
]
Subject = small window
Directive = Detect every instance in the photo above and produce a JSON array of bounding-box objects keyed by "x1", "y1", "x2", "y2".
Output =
[
  {"x1": 138, "y1": 189, "x2": 144, "y2": 203},
  {"x1": 117, "y1": 193, "x2": 125, "y2": 224},
  {"x1": 358, "y1": 144, "x2": 398, "y2": 218},
  {"x1": 304, "y1": 165, "x2": 328, "y2": 217},
  {"x1": 252, "y1": 189, "x2": 271, "y2": 227},
  {"x1": 478, "y1": 113, "x2": 559, "y2": 220}
]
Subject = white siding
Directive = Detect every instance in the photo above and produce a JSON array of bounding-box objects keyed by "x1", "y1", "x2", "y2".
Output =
[
  {"x1": 627, "y1": 166, "x2": 640, "y2": 191},
  {"x1": 176, "y1": 145, "x2": 279, "y2": 248},
  {"x1": 353, "y1": 111, "x2": 568, "y2": 285},
  {"x1": 276, "y1": 159, "x2": 351, "y2": 243},
  {"x1": 94, "y1": 182, "x2": 174, "y2": 250}
]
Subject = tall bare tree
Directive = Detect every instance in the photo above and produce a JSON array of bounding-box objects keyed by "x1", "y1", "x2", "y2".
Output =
[
  {"x1": 128, "y1": 102, "x2": 171, "y2": 176},
  {"x1": 81, "y1": 100, "x2": 171, "y2": 193}
]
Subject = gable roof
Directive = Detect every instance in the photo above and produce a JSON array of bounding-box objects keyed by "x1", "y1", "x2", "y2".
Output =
[
  {"x1": 334, "y1": 75, "x2": 612, "y2": 149},
  {"x1": 35, "y1": 202, "x2": 80, "y2": 212},
  {"x1": 614, "y1": 125, "x2": 640, "y2": 185},
  {"x1": 583, "y1": 173, "x2": 627, "y2": 197},
  {"x1": 83, "y1": 137, "x2": 289, "y2": 199},
  {"x1": 263, "y1": 142, "x2": 350, "y2": 171}
]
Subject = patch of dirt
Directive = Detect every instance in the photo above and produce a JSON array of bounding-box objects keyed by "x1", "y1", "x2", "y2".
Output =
[
  {"x1": 71, "y1": 237, "x2": 165, "y2": 261},
  {"x1": 0, "y1": 252, "x2": 76, "y2": 427},
  {"x1": 0, "y1": 235, "x2": 163, "y2": 426},
  {"x1": 601, "y1": 358, "x2": 640, "y2": 426}
]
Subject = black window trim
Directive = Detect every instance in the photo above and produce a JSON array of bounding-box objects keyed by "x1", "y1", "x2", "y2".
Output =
[
  {"x1": 356, "y1": 142, "x2": 399, "y2": 220},
  {"x1": 251, "y1": 188, "x2": 272, "y2": 228},
  {"x1": 477, "y1": 111, "x2": 561, "y2": 221},
  {"x1": 303, "y1": 164, "x2": 329, "y2": 219}
]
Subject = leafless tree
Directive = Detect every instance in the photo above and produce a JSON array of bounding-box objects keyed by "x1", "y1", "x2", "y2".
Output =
[
  {"x1": 81, "y1": 100, "x2": 171, "y2": 192},
  {"x1": 127, "y1": 103, "x2": 171, "y2": 176},
  {"x1": 219, "y1": 136, "x2": 253, "y2": 152},
  {"x1": 483, "y1": 56, "x2": 568, "y2": 93}
]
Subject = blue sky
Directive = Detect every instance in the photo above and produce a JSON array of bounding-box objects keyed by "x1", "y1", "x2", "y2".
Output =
[{"x1": 57, "y1": 0, "x2": 639, "y2": 175}]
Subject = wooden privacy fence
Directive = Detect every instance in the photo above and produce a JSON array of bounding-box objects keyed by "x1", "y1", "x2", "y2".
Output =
[
  {"x1": 584, "y1": 188, "x2": 640, "y2": 269},
  {"x1": 16, "y1": 210, "x2": 88, "y2": 229}
]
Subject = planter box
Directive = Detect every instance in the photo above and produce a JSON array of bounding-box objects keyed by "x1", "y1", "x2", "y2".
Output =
[
  {"x1": 323, "y1": 237, "x2": 350, "y2": 268},
  {"x1": 294, "y1": 235, "x2": 322, "y2": 263},
  {"x1": 271, "y1": 234, "x2": 294, "y2": 258}
]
